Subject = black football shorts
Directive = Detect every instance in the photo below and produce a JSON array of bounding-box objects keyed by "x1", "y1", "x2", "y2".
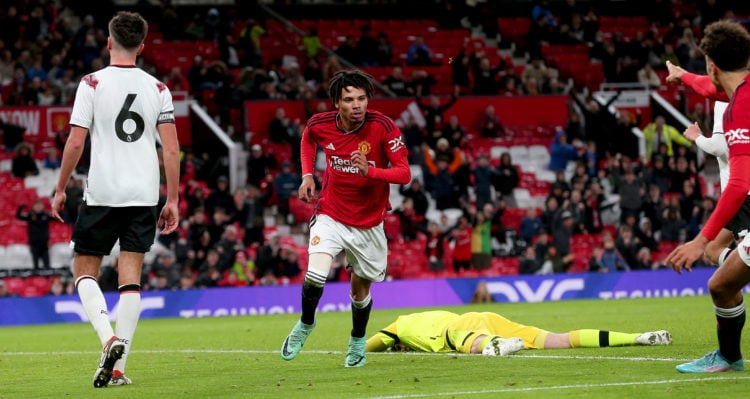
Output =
[{"x1": 72, "y1": 202, "x2": 159, "y2": 255}]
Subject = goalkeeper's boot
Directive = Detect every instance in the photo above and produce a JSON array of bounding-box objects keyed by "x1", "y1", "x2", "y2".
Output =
[
  {"x1": 481, "y1": 336, "x2": 524, "y2": 356},
  {"x1": 635, "y1": 330, "x2": 672, "y2": 346},
  {"x1": 108, "y1": 370, "x2": 132, "y2": 386},
  {"x1": 345, "y1": 336, "x2": 367, "y2": 368},
  {"x1": 676, "y1": 350, "x2": 744, "y2": 373},
  {"x1": 281, "y1": 320, "x2": 315, "y2": 361},
  {"x1": 93, "y1": 336, "x2": 126, "y2": 388}
]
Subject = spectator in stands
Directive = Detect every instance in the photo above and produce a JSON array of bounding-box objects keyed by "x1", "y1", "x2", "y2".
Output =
[
  {"x1": 518, "y1": 206, "x2": 542, "y2": 244},
  {"x1": 470, "y1": 210, "x2": 493, "y2": 271},
  {"x1": 219, "y1": 269, "x2": 248, "y2": 288},
  {"x1": 668, "y1": 156, "x2": 696, "y2": 194},
  {"x1": 616, "y1": 167, "x2": 644, "y2": 223},
  {"x1": 551, "y1": 209, "x2": 574, "y2": 258},
  {"x1": 240, "y1": 18, "x2": 266, "y2": 68},
  {"x1": 519, "y1": 246, "x2": 543, "y2": 275},
  {"x1": 451, "y1": 41, "x2": 472, "y2": 94},
  {"x1": 492, "y1": 152, "x2": 519, "y2": 206},
  {"x1": 0, "y1": 119, "x2": 26, "y2": 153},
  {"x1": 416, "y1": 91, "x2": 457, "y2": 139},
  {"x1": 236, "y1": 184, "x2": 268, "y2": 248},
  {"x1": 246, "y1": 143, "x2": 278, "y2": 188},
  {"x1": 268, "y1": 107, "x2": 298, "y2": 144},
  {"x1": 256, "y1": 231, "x2": 283, "y2": 279},
  {"x1": 450, "y1": 215, "x2": 472, "y2": 273},
  {"x1": 11, "y1": 142, "x2": 39, "y2": 178},
  {"x1": 402, "y1": 115, "x2": 426, "y2": 163},
  {"x1": 407, "y1": 35, "x2": 434, "y2": 66},
  {"x1": 548, "y1": 128, "x2": 577, "y2": 172},
  {"x1": 205, "y1": 175, "x2": 235, "y2": 217},
  {"x1": 399, "y1": 179, "x2": 429, "y2": 226},
  {"x1": 213, "y1": 224, "x2": 244, "y2": 272},
  {"x1": 591, "y1": 236, "x2": 629, "y2": 272},
  {"x1": 660, "y1": 196, "x2": 685, "y2": 242},
  {"x1": 302, "y1": 27, "x2": 322, "y2": 60},
  {"x1": 425, "y1": 221, "x2": 448, "y2": 272},
  {"x1": 477, "y1": 105, "x2": 505, "y2": 139},
  {"x1": 423, "y1": 139, "x2": 463, "y2": 210},
  {"x1": 279, "y1": 246, "x2": 302, "y2": 283},
  {"x1": 381, "y1": 66, "x2": 410, "y2": 97},
  {"x1": 637, "y1": 63, "x2": 661, "y2": 88},
  {"x1": 150, "y1": 253, "x2": 181, "y2": 290},
  {"x1": 43, "y1": 148, "x2": 61, "y2": 170},
  {"x1": 164, "y1": 66, "x2": 190, "y2": 92},
  {"x1": 335, "y1": 35, "x2": 360, "y2": 65},
  {"x1": 230, "y1": 250, "x2": 256, "y2": 286},
  {"x1": 498, "y1": 75, "x2": 522, "y2": 97},
  {"x1": 527, "y1": 12, "x2": 556, "y2": 59},
  {"x1": 356, "y1": 25, "x2": 380, "y2": 66},
  {"x1": 323, "y1": 54, "x2": 344, "y2": 83},
  {"x1": 522, "y1": 57, "x2": 548, "y2": 88},
  {"x1": 615, "y1": 224, "x2": 641, "y2": 270},
  {"x1": 177, "y1": 270, "x2": 197, "y2": 290},
  {"x1": 471, "y1": 56, "x2": 501, "y2": 96},
  {"x1": 543, "y1": 244, "x2": 573, "y2": 274},
  {"x1": 16, "y1": 199, "x2": 51, "y2": 269},
  {"x1": 407, "y1": 69, "x2": 436, "y2": 97},
  {"x1": 196, "y1": 264, "x2": 222, "y2": 288},
  {"x1": 274, "y1": 161, "x2": 301, "y2": 224},
  {"x1": 441, "y1": 115, "x2": 468, "y2": 149},
  {"x1": 522, "y1": 77, "x2": 541, "y2": 96},
  {"x1": 471, "y1": 154, "x2": 496, "y2": 209}
]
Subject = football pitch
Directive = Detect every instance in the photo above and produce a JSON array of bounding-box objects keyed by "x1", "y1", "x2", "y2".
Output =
[{"x1": 1, "y1": 294, "x2": 749, "y2": 398}]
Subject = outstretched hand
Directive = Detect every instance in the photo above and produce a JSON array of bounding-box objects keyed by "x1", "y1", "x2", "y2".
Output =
[
  {"x1": 665, "y1": 61, "x2": 685, "y2": 85},
  {"x1": 683, "y1": 122, "x2": 702, "y2": 141}
]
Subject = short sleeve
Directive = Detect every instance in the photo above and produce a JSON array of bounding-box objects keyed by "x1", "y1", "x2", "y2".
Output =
[{"x1": 69, "y1": 75, "x2": 96, "y2": 129}]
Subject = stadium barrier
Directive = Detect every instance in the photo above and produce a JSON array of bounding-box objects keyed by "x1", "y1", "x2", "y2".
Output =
[{"x1": 0, "y1": 268, "x2": 732, "y2": 327}]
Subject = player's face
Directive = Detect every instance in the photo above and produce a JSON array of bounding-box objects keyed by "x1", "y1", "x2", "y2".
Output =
[
  {"x1": 706, "y1": 56, "x2": 722, "y2": 91},
  {"x1": 336, "y1": 86, "x2": 368, "y2": 130}
]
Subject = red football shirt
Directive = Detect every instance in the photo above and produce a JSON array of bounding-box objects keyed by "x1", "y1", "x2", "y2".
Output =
[
  {"x1": 701, "y1": 75, "x2": 750, "y2": 239},
  {"x1": 300, "y1": 110, "x2": 411, "y2": 229}
]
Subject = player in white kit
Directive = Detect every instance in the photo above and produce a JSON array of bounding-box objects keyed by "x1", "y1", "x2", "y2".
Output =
[{"x1": 51, "y1": 11, "x2": 180, "y2": 387}]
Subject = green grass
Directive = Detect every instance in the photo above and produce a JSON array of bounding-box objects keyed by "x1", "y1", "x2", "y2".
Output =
[{"x1": 1, "y1": 295, "x2": 748, "y2": 398}]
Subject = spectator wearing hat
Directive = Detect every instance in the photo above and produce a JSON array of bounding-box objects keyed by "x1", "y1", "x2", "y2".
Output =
[
  {"x1": 549, "y1": 128, "x2": 577, "y2": 172},
  {"x1": 247, "y1": 143, "x2": 278, "y2": 187},
  {"x1": 551, "y1": 209, "x2": 574, "y2": 258}
]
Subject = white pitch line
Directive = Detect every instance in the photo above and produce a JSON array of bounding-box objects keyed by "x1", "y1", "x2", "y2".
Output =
[
  {"x1": 0, "y1": 349, "x2": 694, "y2": 362},
  {"x1": 364, "y1": 376, "x2": 750, "y2": 399}
]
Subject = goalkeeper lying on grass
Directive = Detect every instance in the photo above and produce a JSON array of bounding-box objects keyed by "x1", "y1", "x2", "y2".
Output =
[{"x1": 366, "y1": 310, "x2": 672, "y2": 356}]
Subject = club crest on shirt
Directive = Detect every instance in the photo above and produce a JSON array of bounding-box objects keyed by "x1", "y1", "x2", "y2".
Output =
[
  {"x1": 358, "y1": 141, "x2": 371, "y2": 155},
  {"x1": 311, "y1": 236, "x2": 320, "y2": 246}
]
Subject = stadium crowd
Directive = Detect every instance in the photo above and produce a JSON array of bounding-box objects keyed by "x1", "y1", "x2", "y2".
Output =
[{"x1": 0, "y1": 0, "x2": 746, "y2": 297}]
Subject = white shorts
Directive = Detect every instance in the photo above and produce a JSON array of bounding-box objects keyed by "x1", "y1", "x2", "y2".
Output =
[
  {"x1": 308, "y1": 214, "x2": 388, "y2": 282},
  {"x1": 738, "y1": 233, "x2": 750, "y2": 267}
]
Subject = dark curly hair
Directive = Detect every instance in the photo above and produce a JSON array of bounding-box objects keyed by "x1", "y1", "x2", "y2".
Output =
[
  {"x1": 327, "y1": 69, "x2": 376, "y2": 104},
  {"x1": 108, "y1": 11, "x2": 148, "y2": 50},
  {"x1": 700, "y1": 20, "x2": 750, "y2": 72}
]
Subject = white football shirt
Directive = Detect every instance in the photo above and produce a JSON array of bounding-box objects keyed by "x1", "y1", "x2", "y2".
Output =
[{"x1": 70, "y1": 65, "x2": 175, "y2": 206}]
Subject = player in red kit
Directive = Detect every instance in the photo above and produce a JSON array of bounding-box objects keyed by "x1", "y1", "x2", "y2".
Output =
[
  {"x1": 281, "y1": 70, "x2": 411, "y2": 367},
  {"x1": 665, "y1": 20, "x2": 750, "y2": 373}
]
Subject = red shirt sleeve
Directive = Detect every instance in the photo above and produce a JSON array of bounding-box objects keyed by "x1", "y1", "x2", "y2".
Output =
[
  {"x1": 367, "y1": 130, "x2": 411, "y2": 184},
  {"x1": 681, "y1": 72, "x2": 729, "y2": 102},
  {"x1": 300, "y1": 127, "x2": 317, "y2": 176},
  {"x1": 701, "y1": 154, "x2": 750, "y2": 239}
]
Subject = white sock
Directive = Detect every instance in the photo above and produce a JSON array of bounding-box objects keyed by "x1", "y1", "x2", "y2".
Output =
[
  {"x1": 76, "y1": 275, "x2": 113, "y2": 345},
  {"x1": 114, "y1": 287, "x2": 141, "y2": 373}
]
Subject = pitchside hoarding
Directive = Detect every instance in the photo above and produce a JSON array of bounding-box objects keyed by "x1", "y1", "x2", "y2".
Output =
[{"x1": 0, "y1": 269, "x2": 727, "y2": 327}]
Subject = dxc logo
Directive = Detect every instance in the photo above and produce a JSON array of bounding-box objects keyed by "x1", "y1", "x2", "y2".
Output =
[
  {"x1": 725, "y1": 128, "x2": 750, "y2": 145},
  {"x1": 54, "y1": 297, "x2": 165, "y2": 321},
  {"x1": 486, "y1": 278, "x2": 585, "y2": 303}
]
